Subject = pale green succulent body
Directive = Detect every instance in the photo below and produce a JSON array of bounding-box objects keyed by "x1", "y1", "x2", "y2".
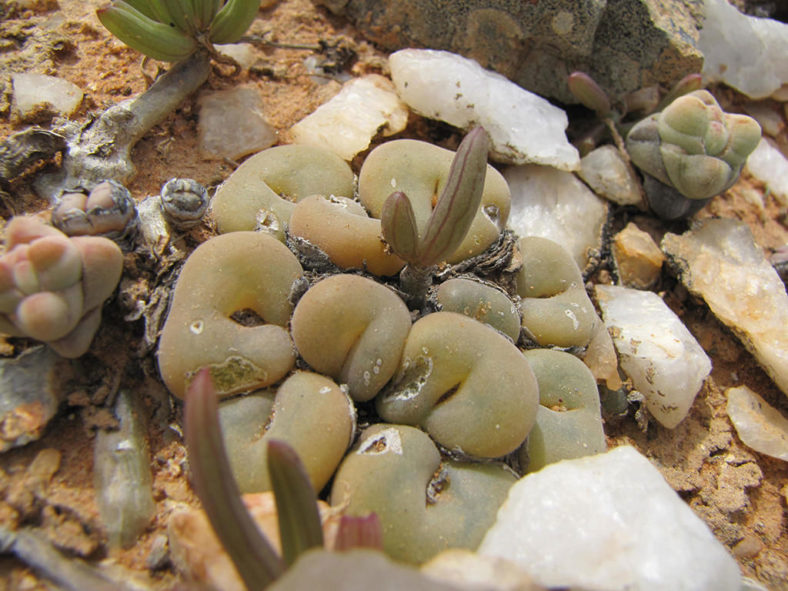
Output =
[{"x1": 626, "y1": 90, "x2": 761, "y2": 201}]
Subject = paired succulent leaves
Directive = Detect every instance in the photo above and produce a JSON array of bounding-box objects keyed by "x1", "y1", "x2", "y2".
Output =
[
  {"x1": 97, "y1": 0, "x2": 261, "y2": 62},
  {"x1": 380, "y1": 126, "x2": 490, "y2": 269}
]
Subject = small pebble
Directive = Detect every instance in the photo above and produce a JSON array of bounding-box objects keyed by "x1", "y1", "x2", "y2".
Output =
[
  {"x1": 579, "y1": 145, "x2": 643, "y2": 207},
  {"x1": 726, "y1": 385, "x2": 788, "y2": 461},
  {"x1": 612, "y1": 222, "x2": 664, "y2": 289},
  {"x1": 12, "y1": 73, "x2": 83, "y2": 121},
  {"x1": 198, "y1": 86, "x2": 276, "y2": 161}
]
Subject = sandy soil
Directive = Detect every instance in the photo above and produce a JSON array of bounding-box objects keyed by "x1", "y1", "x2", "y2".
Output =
[{"x1": 0, "y1": 0, "x2": 786, "y2": 589}]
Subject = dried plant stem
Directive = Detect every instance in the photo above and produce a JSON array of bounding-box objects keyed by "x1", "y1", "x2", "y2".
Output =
[
  {"x1": 0, "y1": 527, "x2": 133, "y2": 591},
  {"x1": 35, "y1": 51, "x2": 212, "y2": 200}
]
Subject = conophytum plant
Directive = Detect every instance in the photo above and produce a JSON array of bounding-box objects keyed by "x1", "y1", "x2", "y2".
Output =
[
  {"x1": 381, "y1": 126, "x2": 490, "y2": 304},
  {"x1": 567, "y1": 71, "x2": 761, "y2": 220},
  {"x1": 184, "y1": 369, "x2": 382, "y2": 590},
  {"x1": 567, "y1": 70, "x2": 703, "y2": 157}
]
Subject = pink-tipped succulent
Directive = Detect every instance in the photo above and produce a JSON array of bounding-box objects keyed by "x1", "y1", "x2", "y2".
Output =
[
  {"x1": 627, "y1": 89, "x2": 761, "y2": 202},
  {"x1": 0, "y1": 217, "x2": 123, "y2": 358},
  {"x1": 381, "y1": 126, "x2": 490, "y2": 270}
]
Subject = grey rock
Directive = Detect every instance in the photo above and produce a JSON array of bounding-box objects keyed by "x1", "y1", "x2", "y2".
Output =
[
  {"x1": 314, "y1": 0, "x2": 703, "y2": 103},
  {"x1": 579, "y1": 145, "x2": 644, "y2": 207},
  {"x1": 0, "y1": 346, "x2": 62, "y2": 452}
]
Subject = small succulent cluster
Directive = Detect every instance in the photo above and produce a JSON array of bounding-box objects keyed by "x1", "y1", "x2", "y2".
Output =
[
  {"x1": 97, "y1": 0, "x2": 261, "y2": 63},
  {"x1": 52, "y1": 180, "x2": 139, "y2": 248},
  {"x1": 626, "y1": 89, "x2": 761, "y2": 218},
  {"x1": 568, "y1": 72, "x2": 762, "y2": 220},
  {"x1": 0, "y1": 217, "x2": 123, "y2": 358}
]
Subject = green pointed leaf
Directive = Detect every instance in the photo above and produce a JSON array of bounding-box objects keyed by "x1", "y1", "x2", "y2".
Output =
[
  {"x1": 267, "y1": 439, "x2": 324, "y2": 568},
  {"x1": 184, "y1": 369, "x2": 284, "y2": 590}
]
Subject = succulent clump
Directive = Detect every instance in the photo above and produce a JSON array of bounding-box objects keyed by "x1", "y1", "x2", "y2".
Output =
[
  {"x1": 0, "y1": 216, "x2": 123, "y2": 357},
  {"x1": 97, "y1": 0, "x2": 263, "y2": 63},
  {"x1": 52, "y1": 180, "x2": 139, "y2": 248},
  {"x1": 626, "y1": 89, "x2": 761, "y2": 202},
  {"x1": 160, "y1": 177, "x2": 210, "y2": 230}
]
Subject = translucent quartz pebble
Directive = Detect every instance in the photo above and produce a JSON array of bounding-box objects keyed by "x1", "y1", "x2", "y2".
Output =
[
  {"x1": 479, "y1": 446, "x2": 742, "y2": 591},
  {"x1": 291, "y1": 75, "x2": 408, "y2": 161},
  {"x1": 12, "y1": 74, "x2": 83, "y2": 120},
  {"x1": 595, "y1": 284, "x2": 711, "y2": 428},
  {"x1": 389, "y1": 49, "x2": 579, "y2": 171},
  {"x1": 93, "y1": 390, "x2": 155, "y2": 549},
  {"x1": 578, "y1": 145, "x2": 643, "y2": 207},
  {"x1": 726, "y1": 385, "x2": 788, "y2": 461},
  {"x1": 745, "y1": 137, "x2": 788, "y2": 207},
  {"x1": 198, "y1": 86, "x2": 276, "y2": 161},
  {"x1": 215, "y1": 43, "x2": 257, "y2": 70},
  {"x1": 662, "y1": 218, "x2": 788, "y2": 397},
  {"x1": 506, "y1": 165, "x2": 607, "y2": 272}
]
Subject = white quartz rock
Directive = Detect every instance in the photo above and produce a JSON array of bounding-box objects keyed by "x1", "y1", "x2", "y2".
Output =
[
  {"x1": 478, "y1": 446, "x2": 742, "y2": 591},
  {"x1": 505, "y1": 164, "x2": 607, "y2": 271},
  {"x1": 745, "y1": 137, "x2": 788, "y2": 207},
  {"x1": 595, "y1": 285, "x2": 711, "y2": 429},
  {"x1": 389, "y1": 49, "x2": 580, "y2": 171},
  {"x1": 698, "y1": 0, "x2": 788, "y2": 99},
  {"x1": 662, "y1": 219, "x2": 788, "y2": 397},
  {"x1": 291, "y1": 75, "x2": 408, "y2": 161},
  {"x1": 12, "y1": 73, "x2": 83, "y2": 120},
  {"x1": 727, "y1": 385, "x2": 788, "y2": 461}
]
